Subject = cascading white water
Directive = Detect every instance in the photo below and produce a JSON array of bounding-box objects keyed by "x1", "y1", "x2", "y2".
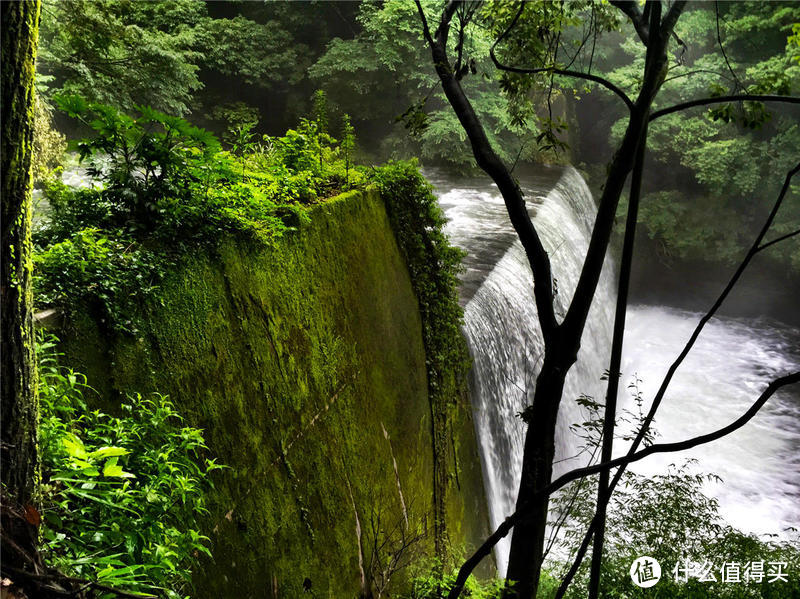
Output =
[
  {"x1": 430, "y1": 165, "x2": 800, "y2": 576},
  {"x1": 622, "y1": 306, "x2": 800, "y2": 537},
  {"x1": 429, "y1": 166, "x2": 617, "y2": 574}
]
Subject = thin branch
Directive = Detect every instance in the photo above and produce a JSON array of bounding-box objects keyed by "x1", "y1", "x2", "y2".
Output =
[
  {"x1": 758, "y1": 228, "x2": 800, "y2": 252},
  {"x1": 543, "y1": 440, "x2": 601, "y2": 561},
  {"x1": 490, "y1": 60, "x2": 635, "y2": 112},
  {"x1": 552, "y1": 372, "x2": 800, "y2": 495},
  {"x1": 587, "y1": 2, "x2": 597, "y2": 73},
  {"x1": 415, "y1": 0, "x2": 434, "y2": 47},
  {"x1": 662, "y1": 68, "x2": 736, "y2": 85},
  {"x1": 554, "y1": 515, "x2": 597, "y2": 599},
  {"x1": 650, "y1": 94, "x2": 800, "y2": 121},
  {"x1": 560, "y1": 0, "x2": 676, "y2": 351},
  {"x1": 488, "y1": 1, "x2": 634, "y2": 111},
  {"x1": 661, "y1": 1, "x2": 688, "y2": 42},
  {"x1": 604, "y1": 161, "x2": 799, "y2": 472},
  {"x1": 715, "y1": 1, "x2": 743, "y2": 92},
  {"x1": 587, "y1": 116, "x2": 648, "y2": 599}
]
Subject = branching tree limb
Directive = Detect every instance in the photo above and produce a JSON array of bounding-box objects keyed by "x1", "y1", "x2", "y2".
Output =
[
  {"x1": 488, "y1": 2, "x2": 634, "y2": 110},
  {"x1": 417, "y1": 2, "x2": 681, "y2": 597}
]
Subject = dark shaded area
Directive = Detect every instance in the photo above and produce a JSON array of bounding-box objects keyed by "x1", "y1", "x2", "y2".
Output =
[
  {"x1": 631, "y1": 235, "x2": 800, "y2": 326},
  {"x1": 199, "y1": 1, "x2": 361, "y2": 136}
]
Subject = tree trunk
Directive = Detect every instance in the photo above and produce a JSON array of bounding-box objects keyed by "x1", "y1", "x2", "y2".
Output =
[
  {"x1": 504, "y1": 357, "x2": 569, "y2": 598},
  {"x1": 1, "y1": 0, "x2": 43, "y2": 574},
  {"x1": 416, "y1": 3, "x2": 683, "y2": 598}
]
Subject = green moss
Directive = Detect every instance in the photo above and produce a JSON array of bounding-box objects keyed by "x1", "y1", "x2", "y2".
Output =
[
  {"x1": 57, "y1": 187, "x2": 491, "y2": 597},
  {"x1": 373, "y1": 161, "x2": 490, "y2": 568},
  {"x1": 1, "y1": 0, "x2": 43, "y2": 509}
]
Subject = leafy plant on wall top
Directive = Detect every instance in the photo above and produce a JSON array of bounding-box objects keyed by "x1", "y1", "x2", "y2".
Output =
[{"x1": 33, "y1": 95, "x2": 369, "y2": 334}]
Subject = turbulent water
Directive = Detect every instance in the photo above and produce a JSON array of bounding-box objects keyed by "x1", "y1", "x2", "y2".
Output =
[
  {"x1": 622, "y1": 306, "x2": 800, "y2": 537},
  {"x1": 429, "y1": 166, "x2": 800, "y2": 575}
]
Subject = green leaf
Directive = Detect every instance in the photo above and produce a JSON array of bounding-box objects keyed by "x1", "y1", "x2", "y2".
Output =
[
  {"x1": 89, "y1": 446, "x2": 130, "y2": 459},
  {"x1": 102, "y1": 457, "x2": 136, "y2": 479},
  {"x1": 62, "y1": 433, "x2": 88, "y2": 460}
]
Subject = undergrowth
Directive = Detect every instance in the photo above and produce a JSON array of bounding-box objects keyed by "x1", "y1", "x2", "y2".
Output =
[{"x1": 38, "y1": 333, "x2": 224, "y2": 598}]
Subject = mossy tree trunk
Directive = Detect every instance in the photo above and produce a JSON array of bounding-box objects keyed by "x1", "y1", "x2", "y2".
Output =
[{"x1": 1, "y1": 0, "x2": 42, "y2": 564}]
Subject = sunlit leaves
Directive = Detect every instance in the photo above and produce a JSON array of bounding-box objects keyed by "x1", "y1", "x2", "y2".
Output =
[{"x1": 38, "y1": 335, "x2": 224, "y2": 597}]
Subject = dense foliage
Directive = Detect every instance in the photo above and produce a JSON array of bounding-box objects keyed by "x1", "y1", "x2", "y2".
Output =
[
  {"x1": 38, "y1": 0, "x2": 296, "y2": 117},
  {"x1": 38, "y1": 334, "x2": 223, "y2": 598},
  {"x1": 34, "y1": 96, "x2": 366, "y2": 332},
  {"x1": 581, "y1": 2, "x2": 800, "y2": 269},
  {"x1": 37, "y1": 0, "x2": 361, "y2": 137},
  {"x1": 310, "y1": 0, "x2": 549, "y2": 168}
]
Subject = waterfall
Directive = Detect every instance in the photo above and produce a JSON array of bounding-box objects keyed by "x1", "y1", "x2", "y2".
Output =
[
  {"x1": 430, "y1": 165, "x2": 617, "y2": 573},
  {"x1": 431, "y1": 165, "x2": 800, "y2": 576}
]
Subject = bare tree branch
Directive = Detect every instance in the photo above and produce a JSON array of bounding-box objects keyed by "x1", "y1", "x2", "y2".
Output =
[
  {"x1": 758, "y1": 228, "x2": 800, "y2": 252},
  {"x1": 491, "y1": 60, "x2": 636, "y2": 112},
  {"x1": 587, "y1": 115, "x2": 648, "y2": 599},
  {"x1": 661, "y1": 1, "x2": 688, "y2": 42},
  {"x1": 650, "y1": 94, "x2": 800, "y2": 121},
  {"x1": 715, "y1": 1, "x2": 744, "y2": 93},
  {"x1": 560, "y1": 0, "x2": 680, "y2": 351}
]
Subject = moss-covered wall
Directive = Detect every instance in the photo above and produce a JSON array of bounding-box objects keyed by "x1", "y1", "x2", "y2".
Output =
[{"x1": 58, "y1": 188, "x2": 491, "y2": 597}]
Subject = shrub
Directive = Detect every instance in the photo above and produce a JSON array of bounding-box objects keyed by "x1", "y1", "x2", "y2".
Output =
[
  {"x1": 34, "y1": 228, "x2": 167, "y2": 335},
  {"x1": 38, "y1": 335, "x2": 225, "y2": 598}
]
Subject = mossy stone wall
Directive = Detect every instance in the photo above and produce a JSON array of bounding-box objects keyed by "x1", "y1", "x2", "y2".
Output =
[{"x1": 59, "y1": 189, "x2": 491, "y2": 597}]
